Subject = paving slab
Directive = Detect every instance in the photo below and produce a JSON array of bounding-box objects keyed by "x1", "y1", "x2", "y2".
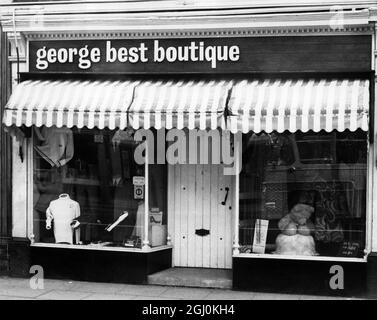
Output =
[
  {"x1": 36, "y1": 289, "x2": 92, "y2": 300},
  {"x1": 160, "y1": 287, "x2": 212, "y2": 299},
  {"x1": 83, "y1": 293, "x2": 137, "y2": 300},
  {"x1": 299, "y1": 294, "x2": 355, "y2": 300},
  {"x1": 0, "y1": 284, "x2": 50, "y2": 299},
  {"x1": 148, "y1": 268, "x2": 232, "y2": 289},
  {"x1": 205, "y1": 289, "x2": 255, "y2": 300},
  {"x1": 119, "y1": 284, "x2": 169, "y2": 297},
  {"x1": 0, "y1": 277, "x2": 30, "y2": 288},
  {"x1": 252, "y1": 293, "x2": 302, "y2": 300},
  {"x1": 134, "y1": 296, "x2": 184, "y2": 300},
  {"x1": 72, "y1": 281, "x2": 128, "y2": 294},
  {"x1": 0, "y1": 295, "x2": 31, "y2": 300}
]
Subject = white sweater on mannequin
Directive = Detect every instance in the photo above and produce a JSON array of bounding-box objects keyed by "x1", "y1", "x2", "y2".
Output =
[{"x1": 46, "y1": 194, "x2": 80, "y2": 244}]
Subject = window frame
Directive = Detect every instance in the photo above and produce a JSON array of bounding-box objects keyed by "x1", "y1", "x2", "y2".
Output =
[
  {"x1": 27, "y1": 127, "x2": 171, "y2": 253},
  {"x1": 233, "y1": 131, "x2": 372, "y2": 263}
]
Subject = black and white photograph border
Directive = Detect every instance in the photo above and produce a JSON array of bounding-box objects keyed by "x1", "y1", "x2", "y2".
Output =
[{"x1": 0, "y1": 0, "x2": 377, "y2": 303}]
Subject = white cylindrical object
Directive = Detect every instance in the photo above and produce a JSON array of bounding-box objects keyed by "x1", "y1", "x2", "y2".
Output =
[
  {"x1": 142, "y1": 141, "x2": 150, "y2": 250},
  {"x1": 106, "y1": 212, "x2": 128, "y2": 232},
  {"x1": 233, "y1": 134, "x2": 240, "y2": 255}
]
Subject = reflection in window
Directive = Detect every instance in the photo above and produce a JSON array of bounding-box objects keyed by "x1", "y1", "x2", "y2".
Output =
[
  {"x1": 239, "y1": 130, "x2": 367, "y2": 258},
  {"x1": 33, "y1": 126, "x2": 167, "y2": 249}
]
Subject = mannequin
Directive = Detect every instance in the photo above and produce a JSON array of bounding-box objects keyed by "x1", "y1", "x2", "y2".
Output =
[{"x1": 46, "y1": 193, "x2": 80, "y2": 244}]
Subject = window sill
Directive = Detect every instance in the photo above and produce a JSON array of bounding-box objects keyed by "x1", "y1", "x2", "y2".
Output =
[
  {"x1": 31, "y1": 242, "x2": 173, "y2": 253},
  {"x1": 233, "y1": 253, "x2": 367, "y2": 263}
]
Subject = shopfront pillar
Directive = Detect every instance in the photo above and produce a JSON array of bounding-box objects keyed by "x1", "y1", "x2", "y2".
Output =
[
  {"x1": 142, "y1": 143, "x2": 150, "y2": 250},
  {"x1": 8, "y1": 33, "x2": 29, "y2": 240}
]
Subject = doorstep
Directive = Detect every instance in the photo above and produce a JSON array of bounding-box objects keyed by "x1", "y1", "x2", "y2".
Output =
[{"x1": 148, "y1": 267, "x2": 232, "y2": 289}]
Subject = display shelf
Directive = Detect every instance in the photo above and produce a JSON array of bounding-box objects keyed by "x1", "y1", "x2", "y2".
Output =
[
  {"x1": 31, "y1": 242, "x2": 173, "y2": 253},
  {"x1": 233, "y1": 252, "x2": 367, "y2": 263}
]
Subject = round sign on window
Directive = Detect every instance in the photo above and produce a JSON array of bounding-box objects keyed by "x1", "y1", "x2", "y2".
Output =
[{"x1": 134, "y1": 185, "x2": 144, "y2": 199}]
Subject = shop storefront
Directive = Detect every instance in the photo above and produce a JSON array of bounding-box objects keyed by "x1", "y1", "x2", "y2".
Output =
[{"x1": 1, "y1": 1, "x2": 377, "y2": 296}]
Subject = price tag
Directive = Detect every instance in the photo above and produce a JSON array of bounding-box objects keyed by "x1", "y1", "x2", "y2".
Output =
[
  {"x1": 133, "y1": 176, "x2": 145, "y2": 186},
  {"x1": 339, "y1": 242, "x2": 360, "y2": 257},
  {"x1": 252, "y1": 219, "x2": 269, "y2": 254}
]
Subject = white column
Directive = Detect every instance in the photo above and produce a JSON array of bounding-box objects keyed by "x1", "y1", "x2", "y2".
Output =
[
  {"x1": 232, "y1": 133, "x2": 240, "y2": 255},
  {"x1": 142, "y1": 141, "x2": 150, "y2": 250},
  {"x1": 10, "y1": 57, "x2": 29, "y2": 239},
  {"x1": 12, "y1": 137, "x2": 28, "y2": 238}
]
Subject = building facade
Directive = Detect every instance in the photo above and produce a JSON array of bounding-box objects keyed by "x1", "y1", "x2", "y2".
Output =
[{"x1": 1, "y1": 0, "x2": 377, "y2": 296}]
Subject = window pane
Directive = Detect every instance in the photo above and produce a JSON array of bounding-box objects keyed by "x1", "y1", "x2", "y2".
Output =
[
  {"x1": 239, "y1": 130, "x2": 367, "y2": 258},
  {"x1": 146, "y1": 129, "x2": 168, "y2": 247},
  {"x1": 33, "y1": 126, "x2": 146, "y2": 249},
  {"x1": 148, "y1": 163, "x2": 168, "y2": 247}
]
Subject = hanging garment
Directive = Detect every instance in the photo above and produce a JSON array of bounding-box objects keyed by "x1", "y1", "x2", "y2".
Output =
[
  {"x1": 314, "y1": 188, "x2": 346, "y2": 243},
  {"x1": 113, "y1": 181, "x2": 139, "y2": 243},
  {"x1": 4, "y1": 126, "x2": 26, "y2": 161},
  {"x1": 132, "y1": 201, "x2": 145, "y2": 239},
  {"x1": 46, "y1": 193, "x2": 80, "y2": 244},
  {"x1": 34, "y1": 127, "x2": 74, "y2": 167}
]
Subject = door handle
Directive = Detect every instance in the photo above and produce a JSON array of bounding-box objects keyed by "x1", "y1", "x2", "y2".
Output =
[{"x1": 221, "y1": 187, "x2": 229, "y2": 205}]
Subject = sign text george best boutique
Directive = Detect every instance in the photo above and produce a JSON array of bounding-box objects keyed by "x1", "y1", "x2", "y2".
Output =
[
  {"x1": 28, "y1": 36, "x2": 372, "y2": 73},
  {"x1": 30, "y1": 39, "x2": 240, "y2": 73}
]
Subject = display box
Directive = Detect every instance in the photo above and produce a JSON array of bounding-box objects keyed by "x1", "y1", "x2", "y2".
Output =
[{"x1": 149, "y1": 225, "x2": 167, "y2": 247}]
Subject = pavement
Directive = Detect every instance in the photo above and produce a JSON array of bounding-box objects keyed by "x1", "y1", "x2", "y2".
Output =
[{"x1": 0, "y1": 276, "x2": 363, "y2": 300}]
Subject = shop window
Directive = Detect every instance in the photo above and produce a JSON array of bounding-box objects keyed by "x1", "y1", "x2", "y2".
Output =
[
  {"x1": 148, "y1": 164, "x2": 168, "y2": 247},
  {"x1": 32, "y1": 126, "x2": 167, "y2": 249},
  {"x1": 239, "y1": 130, "x2": 367, "y2": 258}
]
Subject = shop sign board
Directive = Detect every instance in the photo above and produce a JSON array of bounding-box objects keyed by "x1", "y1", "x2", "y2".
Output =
[{"x1": 28, "y1": 36, "x2": 371, "y2": 73}]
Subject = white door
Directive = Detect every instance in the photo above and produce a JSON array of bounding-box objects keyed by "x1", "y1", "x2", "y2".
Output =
[{"x1": 168, "y1": 164, "x2": 233, "y2": 269}]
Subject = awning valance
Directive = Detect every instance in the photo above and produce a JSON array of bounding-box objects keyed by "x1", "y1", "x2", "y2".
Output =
[
  {"x1": 2, "y1": 80, "x2": 135, "y2": 130},
  {"x1": 227, "y1": 79, "x2": 370, "y2": 133},
  {"x1": 128, "y1": 80, "x2": 231, "y2": 130},
  {"x1": 2, "y1": 78, "x2": 370, "y2": 134}
]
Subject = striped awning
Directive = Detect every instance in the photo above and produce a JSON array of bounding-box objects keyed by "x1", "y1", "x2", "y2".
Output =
[
  {"x1": 3, "y1": 78, "x2": 370, "y2": 134},
  {"x1": 227, "y1": 79, "x2": 370, "y2": 133},
  {"x1": 128, "y1": 80, "x2": 231, "y2": 130},
  {"x1": 2, "y1": 80, "x2": 135, "y2": 130}
]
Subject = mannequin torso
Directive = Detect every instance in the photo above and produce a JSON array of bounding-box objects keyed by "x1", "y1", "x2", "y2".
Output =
[{"x1": 46, "y1": 194, "x2": 80, "y2": 244}]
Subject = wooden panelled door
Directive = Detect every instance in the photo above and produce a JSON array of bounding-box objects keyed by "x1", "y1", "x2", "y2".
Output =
[{"x1": 168, "y1": 164, "x2": 233, "y2": 269}]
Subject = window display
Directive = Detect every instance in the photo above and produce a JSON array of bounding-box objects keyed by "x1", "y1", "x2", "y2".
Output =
[
  {"x1": 239, "y1": 130, "x2": 367, "y2": 258},
  {"x1": 33, "y1": 126, "x2": 168, "y2": 249}
]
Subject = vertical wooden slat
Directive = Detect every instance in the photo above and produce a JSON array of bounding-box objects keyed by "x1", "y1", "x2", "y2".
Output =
[
  {"x1": 180, "y1": 164, "x2": 188, "y2": 267},
  {"x1": 202, "y1": 164, "x2": 211, "y2": 268},
  {"x1": 187, "y1": 164, "x2": 196, "y2": 267},
  {"x1": 224, "y1": 173, "x2": 233, "y2": 269},
  {"x1": 173, "y1": 164, "x2": 181, "y2": 266},
  {"x1": 195, "y1": 164, "x2": 203, "y2": 267},
  {"x1": 167, "y1": 164, "x2": 175, "y2": 266},
  {"x1": 217, "y1": 165, "x2": 226, "y2": 269},
  {"x1": 210, "y1": 164, "x2": 219, "y2": 268}
]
